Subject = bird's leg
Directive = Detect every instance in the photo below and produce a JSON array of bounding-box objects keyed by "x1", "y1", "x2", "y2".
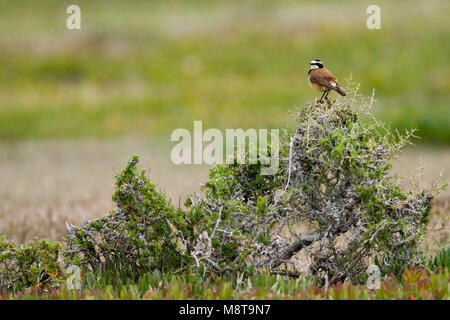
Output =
[
  {"x1": 318, "y1": 91, "x2": 326, "y2": 103},
  {"x1": 324, "y1": 91, "x2": 332, "y2": 106},
  {"x1": 328, "y1": 91, "x2": 337, "y2": 104}
]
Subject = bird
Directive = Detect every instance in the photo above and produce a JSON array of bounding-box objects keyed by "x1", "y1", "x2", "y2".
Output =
[{"x1": 308, "y1": 59, "x2": 346, "y2": 104}]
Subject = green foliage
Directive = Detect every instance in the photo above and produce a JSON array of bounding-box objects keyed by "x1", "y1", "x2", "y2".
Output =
[
  {"x1": 0, "y1": 1, "x2": 449, "y2": 143},
  {"x1": 0, "y1": 236, "x2": 63, "y2": 291},
  {"x1": 186, "y1": 154, "x2": 286, "y2": 277},
  {"x1": 65, "y1": 155, "x2": 191, "y2": 278},
  {"x1": 0, "y1": 91, "x2": 447, "y2": 294},
  {"x1": 60, "y1": 91, "x2": 444, "y2": 285},
  {"x1": 181, "y1": 91, "x2": 444, "y2": 284}
]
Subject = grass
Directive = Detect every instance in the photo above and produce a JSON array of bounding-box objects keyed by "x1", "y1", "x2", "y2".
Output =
[
  {"x1": 0, "y1": 0, "x2": 449, "y2": 143},
  {"x1": 2, "y1": 267, "x2": 448, "y2": 300}
]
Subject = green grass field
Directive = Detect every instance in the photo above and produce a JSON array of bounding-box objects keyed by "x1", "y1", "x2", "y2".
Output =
[
  {"x1": 0, "y1": 0, "x2": 449, "y2": 142},
  {"x1": 6, "y1": 272, "x2": 450, "y2": 300},
  {"x1": 2, "y1": 263, "x2": 449, "y2": 300}
]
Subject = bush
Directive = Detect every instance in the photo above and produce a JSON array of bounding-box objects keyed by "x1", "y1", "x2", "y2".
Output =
[
  {"x1": 0, "y1": 236, "x2": 64, "y2": 291},
  {"x1": 1, "y1": 88, "x2": 446, "y2": 291},
  {"x1": 65, "y1": 156, "x2": 192, "y2": 278},
  {"x1": 61, "y1": 90, "x2": 447, "y2": 284},
  {"x1": 183, "y1": 90, "x2": 445, "y2": 283}
]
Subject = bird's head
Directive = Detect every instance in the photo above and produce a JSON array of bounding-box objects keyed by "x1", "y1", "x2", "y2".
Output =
[{"x1": 309, "y1": 59, "x2": 324, "y2": 70}]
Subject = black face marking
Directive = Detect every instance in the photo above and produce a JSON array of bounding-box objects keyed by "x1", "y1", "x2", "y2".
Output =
[
  {"x1": 308, "y1": 59, "x2": 324, "y2": 74},
  {"x1": 309, "y1": 58, "x2": 324, "y2": 68},
  {"x1": 310, "y1": 62, "x2": 324, "y2": 68}
]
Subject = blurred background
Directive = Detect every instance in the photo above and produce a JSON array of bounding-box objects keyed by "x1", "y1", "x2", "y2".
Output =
[{"x1": 0, "y1": 0, "x2": 448, "y2": 249}]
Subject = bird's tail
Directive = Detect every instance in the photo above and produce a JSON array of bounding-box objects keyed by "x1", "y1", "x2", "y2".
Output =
[{"x1": 333, "y1": 84, "x2": 346, "y2": 96}]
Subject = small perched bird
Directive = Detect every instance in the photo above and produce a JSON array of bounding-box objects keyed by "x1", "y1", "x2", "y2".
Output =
[{"x1": 308, "y1": 59, "x2": 346, "y2": 103}]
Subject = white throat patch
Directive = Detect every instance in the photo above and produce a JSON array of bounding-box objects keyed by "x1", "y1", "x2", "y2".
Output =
[{"x1": 310, "y1": 65, "x2": 319, "y2": 70}]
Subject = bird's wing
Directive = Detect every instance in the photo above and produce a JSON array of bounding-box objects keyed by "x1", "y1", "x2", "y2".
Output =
[{"x1": 309, "y1": 68, "x2": 337, "y2": 89}]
